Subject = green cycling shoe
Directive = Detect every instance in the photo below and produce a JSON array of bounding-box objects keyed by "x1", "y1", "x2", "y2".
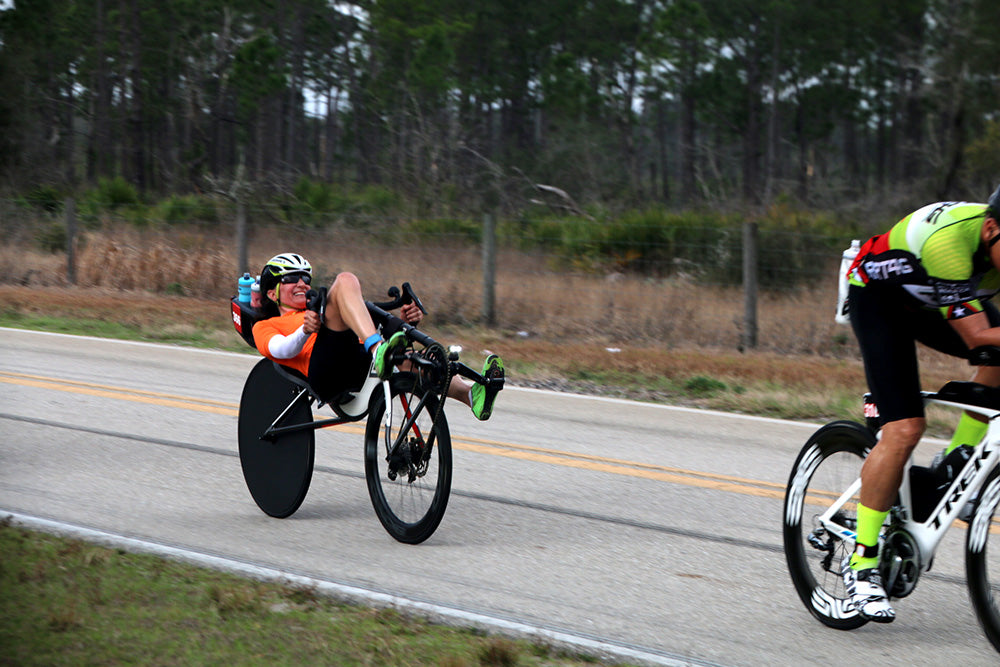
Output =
[
  {"x1": 373, "y1": 331, "x2": 408, "y2": 380},
  {"x1": 471, "y1": 354, "x2": 504, "y2": 420}
]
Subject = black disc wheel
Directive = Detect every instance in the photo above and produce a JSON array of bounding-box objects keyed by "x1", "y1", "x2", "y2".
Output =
[
  {"x1": 365, "y1": 373, "x2": 452, "y2": 544},
  {"x1": 783, "y1": 420, "x2": 874, "y2": 630},
  {"x1": 966, "y1": 467, "x2": 1000, "y2": 653},
  {"x1": 238, "y1": 359, "x2": 315, "y2": 518}
]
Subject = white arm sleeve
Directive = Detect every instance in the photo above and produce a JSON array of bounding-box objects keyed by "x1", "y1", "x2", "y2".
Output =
[{"x1": 266, "y1": 325, "x2": 311, "y2": 359}]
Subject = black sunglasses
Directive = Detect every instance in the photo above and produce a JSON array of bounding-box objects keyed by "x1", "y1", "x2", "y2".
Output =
[{"x1": 280, "y1": 272, "x2": 311, "y2": 284}]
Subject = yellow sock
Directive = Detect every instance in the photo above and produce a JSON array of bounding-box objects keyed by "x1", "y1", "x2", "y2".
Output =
[
  {"x1": 947, "y1": 412, "x2": 987, "y2": 455},
  {"x1": 851, "y1": 503, "x2": 888, "y2": 570}
]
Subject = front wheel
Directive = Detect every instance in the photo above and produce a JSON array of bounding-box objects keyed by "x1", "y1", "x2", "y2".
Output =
[
  {"x1": 783, "y1": 420, "x2": 874, "y2": 630},
  {"x1": 364, "y1": 373, "x2": 452, "y2": 544},
  {"x1": 965, "y1": 467, "x2": 1000, "y2": 653}
]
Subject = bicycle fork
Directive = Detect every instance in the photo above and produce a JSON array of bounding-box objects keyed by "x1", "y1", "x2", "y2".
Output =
[{"x1": 382, "y1": 379, "x2": 439, "y2": 482}]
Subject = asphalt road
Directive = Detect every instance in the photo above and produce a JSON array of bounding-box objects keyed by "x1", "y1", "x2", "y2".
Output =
[{"x1": 1, "y1": 328, "x2": 998, "y2": 666}]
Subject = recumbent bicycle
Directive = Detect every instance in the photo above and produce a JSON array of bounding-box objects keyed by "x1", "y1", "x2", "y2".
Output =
[{"x1": 230, "y1": 282, "x2": 504, "y2": 544}]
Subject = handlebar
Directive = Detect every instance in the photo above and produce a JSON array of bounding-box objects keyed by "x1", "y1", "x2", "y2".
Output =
[
  {"x1": 370, "y1": 282, "x2": 426, "y2": 314},
  {"x1": 366, "y1": 283, "x2": 435, "y2": 348}
]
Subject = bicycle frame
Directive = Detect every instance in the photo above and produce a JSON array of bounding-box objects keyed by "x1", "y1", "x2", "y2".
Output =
[
  {"x1": 817, "y1": 394, "x2": 1000, "y2": 576},
  {"x1": 260, "y1": 369, "x2": 390, "y2": 440}
]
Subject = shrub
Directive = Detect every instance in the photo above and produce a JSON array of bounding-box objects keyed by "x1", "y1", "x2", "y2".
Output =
[
  {"x1": 94, "y1": 176, "x2": 139, "y2": 209},
  {"x1": 159, "y1": 195, "x2": 219, "y2": 224},
  {"x1": 292, "y1": 177, "x2": 335, "y2": 213},
  {"x1": 23, "y1": 186, "x2": 63, "y2": 213},
  {"x1": 357, "y1": 185, "x2": 403, "y2": 215},
  {"x1": 35, "y1": 222, "x2": 66, "y2": 253},
  {"x1": 407, "y1": 217, "x2": 481, "y2": 243}
]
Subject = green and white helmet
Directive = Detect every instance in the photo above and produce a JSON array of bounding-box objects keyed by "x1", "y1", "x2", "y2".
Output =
[{"x1": 259, "y1": 253, "x2": 312, "y2": 302}]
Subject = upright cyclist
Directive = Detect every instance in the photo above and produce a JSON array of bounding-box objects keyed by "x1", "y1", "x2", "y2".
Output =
[
  {"x1": 842, "y1": 185, "x2": 1000, "y2": 622},
  {"x1": 252, "y1": 253, "x2": 504, "y2": 421}
]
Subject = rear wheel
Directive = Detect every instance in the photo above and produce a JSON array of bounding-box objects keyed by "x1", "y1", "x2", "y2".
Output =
[
  {"x1": 238, "y1": 359, "x2": 315, "y2": 518},
  {"x1": 365, "y1": 373, "x2": 451, "y2": 544},
  {"x1": 783, "y1": 420, "x2": 873, "y2": 630},
  {"x1": 965, "y1": 467, "x2": 1000, "y2": 652}
]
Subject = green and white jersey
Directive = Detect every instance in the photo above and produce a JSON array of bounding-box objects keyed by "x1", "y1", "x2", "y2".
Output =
[{"x1": 847, "y1": 201, "x2": 1000, "y2": 319}]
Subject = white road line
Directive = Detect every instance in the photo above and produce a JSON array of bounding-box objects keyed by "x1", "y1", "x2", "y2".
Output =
[{"x1": 5, "y1": 510, "x2": 727, "y2": 667}]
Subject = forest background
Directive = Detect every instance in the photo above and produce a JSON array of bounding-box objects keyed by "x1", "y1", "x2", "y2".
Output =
[{"x1": 2, "y1": 0, "x2": 1000, "y2": 426}]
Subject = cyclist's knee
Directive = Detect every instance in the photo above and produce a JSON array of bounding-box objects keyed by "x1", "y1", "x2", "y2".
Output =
[
  {"x1": 329, "y1": 271, "x2": 362, "y2": 296},
  {"x1": 881, "y1": 417, "x2": 925, "y2": 450}
]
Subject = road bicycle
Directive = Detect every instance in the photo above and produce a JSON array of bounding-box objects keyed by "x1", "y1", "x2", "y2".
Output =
[
  {"x1": 230, "y1": 282, "x2": 504, "y2": 544},
  {"x1": 783, "y1": 346, "x2": 1000, "y2": 652}
]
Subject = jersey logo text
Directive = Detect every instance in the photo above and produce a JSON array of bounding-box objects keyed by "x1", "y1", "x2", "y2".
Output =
[{"x1": 863, "y1": 257, "x2": 914, "y2": 280}]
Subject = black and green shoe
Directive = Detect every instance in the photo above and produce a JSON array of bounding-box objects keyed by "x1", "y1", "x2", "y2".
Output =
[
  {"x1": 471, "y1": 354, "x2": 504, "y2": 420},
  {"x1": 373, "y1": 331, "x2": 407, "y2": 380}
]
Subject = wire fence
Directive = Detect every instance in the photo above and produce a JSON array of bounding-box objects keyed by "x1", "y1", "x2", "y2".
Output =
[{"x1": 0, "y1": 198, "x2": 860, "y2": 356}]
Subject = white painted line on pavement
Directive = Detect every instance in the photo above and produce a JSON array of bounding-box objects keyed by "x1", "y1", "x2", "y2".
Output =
[{"x1": 4, "y1": 510, "x2": 727, "y2": 667}]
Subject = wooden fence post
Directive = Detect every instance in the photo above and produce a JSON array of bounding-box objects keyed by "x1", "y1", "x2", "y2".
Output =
[
  {"x1": 482, "y1": 212, "x2": 497, "y2": 325},
  {"x1": 742, "y1": 221, "x2": 759, "y2": 350},
  {"x1": 65, "y1": 198, "x2": 77, "y2": 285},
  {"x1": 236, "y1": 198, "x2": 248, "y2": 274}
]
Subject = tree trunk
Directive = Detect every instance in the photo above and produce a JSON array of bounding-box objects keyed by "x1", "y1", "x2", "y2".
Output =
[
  {"x1": 90, "y1": 0, "x2": 112, "y2": 182},
  {"x1": 126, "y1": 0, "x2": 145, "y2": 191},
  {"x1": 656, "y1": 97, "x2": 670, "y2": 202},
  {"x1": 679, "y1": 39, "x2": 697, "y2": 204}
]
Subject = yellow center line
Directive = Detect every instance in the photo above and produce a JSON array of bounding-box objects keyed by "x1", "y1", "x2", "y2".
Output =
[
  {"x1": 5, "y1": 370, "x2": 993, "y2": 534},
  {"x1": 0, "y1": 370, "x2": 808, "y2": 501},
  {"x1": 2, "y1": 372, "x2": 236, "y2": 416}
]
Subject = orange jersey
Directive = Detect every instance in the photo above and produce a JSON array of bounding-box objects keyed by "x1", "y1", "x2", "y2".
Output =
[{"x1": 252, "y1": 310, "x2": 315, "y2": 375}]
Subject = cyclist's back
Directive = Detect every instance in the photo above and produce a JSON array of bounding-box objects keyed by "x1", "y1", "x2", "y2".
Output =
[{"x1": 848, "y1": 201, "x2": 1000, "y2": 315}]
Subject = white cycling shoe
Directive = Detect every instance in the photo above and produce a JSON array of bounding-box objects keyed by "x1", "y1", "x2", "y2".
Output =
[{"x1": 841, "y1": 556, "x2": 896, "y2": 623}]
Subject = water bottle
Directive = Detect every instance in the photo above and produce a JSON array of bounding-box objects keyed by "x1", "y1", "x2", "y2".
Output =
[
  {"x1": 250, "y1": 275, "x2": 261, "y2": 308},
  {"x1": 237, "y1": 272, "x2": 254, "y2": 304},
  {"x1": 835, "y1": 239, "x2": 861, "y2": 325}
]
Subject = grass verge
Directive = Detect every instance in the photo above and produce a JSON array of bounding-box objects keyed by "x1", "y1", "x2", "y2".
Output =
[{"x1": 0, "y1": 518, "x2": 610, "y2": 667}]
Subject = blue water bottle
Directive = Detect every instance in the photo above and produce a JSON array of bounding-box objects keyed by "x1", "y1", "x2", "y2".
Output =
[{"x1": 237, "y1": 272, "x2": 254, "y2": 304}]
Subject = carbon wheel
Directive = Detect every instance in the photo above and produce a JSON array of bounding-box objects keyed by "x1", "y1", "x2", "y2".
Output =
[
  {"x1": 783, "y1": 420, "x2": 874, "y2": 630},
  {"x1": 238, "y1": 359, "x2": 315, "y2": 518},
  {"x1": 966, "y1": 468, "x2": 1000, "y2": 653}
]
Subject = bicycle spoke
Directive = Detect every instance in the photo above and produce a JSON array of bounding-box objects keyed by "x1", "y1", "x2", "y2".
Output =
[{"x1": 365, "y1": 374, "x2": 452, "y2": 544}]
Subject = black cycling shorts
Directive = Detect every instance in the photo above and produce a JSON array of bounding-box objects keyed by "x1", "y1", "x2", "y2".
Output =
[
  {"x1": 307, "y1": 327, "x2": 372, "y2": 403},
  {"x1": 849, "y1": 283, "x2": 1000, "y2": 424}
]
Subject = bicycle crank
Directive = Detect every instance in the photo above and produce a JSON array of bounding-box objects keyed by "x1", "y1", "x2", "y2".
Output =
[{"x1": 880, "y1": 528, "x2": 921, "y2": 598}]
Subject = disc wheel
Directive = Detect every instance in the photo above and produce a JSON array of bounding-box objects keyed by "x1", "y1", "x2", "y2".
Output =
[
  {"x1": 365, "y1": 373, "x2": 452, "y2": 544},
  {"x1": 966, "y1": 467, "x2": 1000, "y2": 653},
  {"x1": 783, "y1": 420, "x2": 874, "y2": 630},
  {"x1": 238, "y1": 359, "x2": 315, "y2": 518}
]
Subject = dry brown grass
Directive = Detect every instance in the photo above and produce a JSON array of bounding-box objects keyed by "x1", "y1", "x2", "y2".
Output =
[
  {"x1": 0, "y1": 223, "x2": 851, "y2": 350},
  {"x1": 0, "y1": 222, "x2": 975, "y2": 426}
]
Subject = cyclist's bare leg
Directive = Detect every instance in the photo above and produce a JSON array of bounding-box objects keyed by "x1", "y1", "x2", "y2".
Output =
[
  {"x1": 447, "y1": 377, "x2": 473, "y2": 407},
  {"x1": 322, "y1": 272, "x2": 378, "y2": 340},
  {"x1": 843, "y1": 416, "x2": 923, "y2": 621},
  {"x1": 397, "y1": 358, "x2": 474, "y2": 407},
  {"x1": 860, "y1": 416, "x2": 925, "y2": 512},
  {"x1": 971, "y1": 364, "x2": 1000, "y2": 388}
]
